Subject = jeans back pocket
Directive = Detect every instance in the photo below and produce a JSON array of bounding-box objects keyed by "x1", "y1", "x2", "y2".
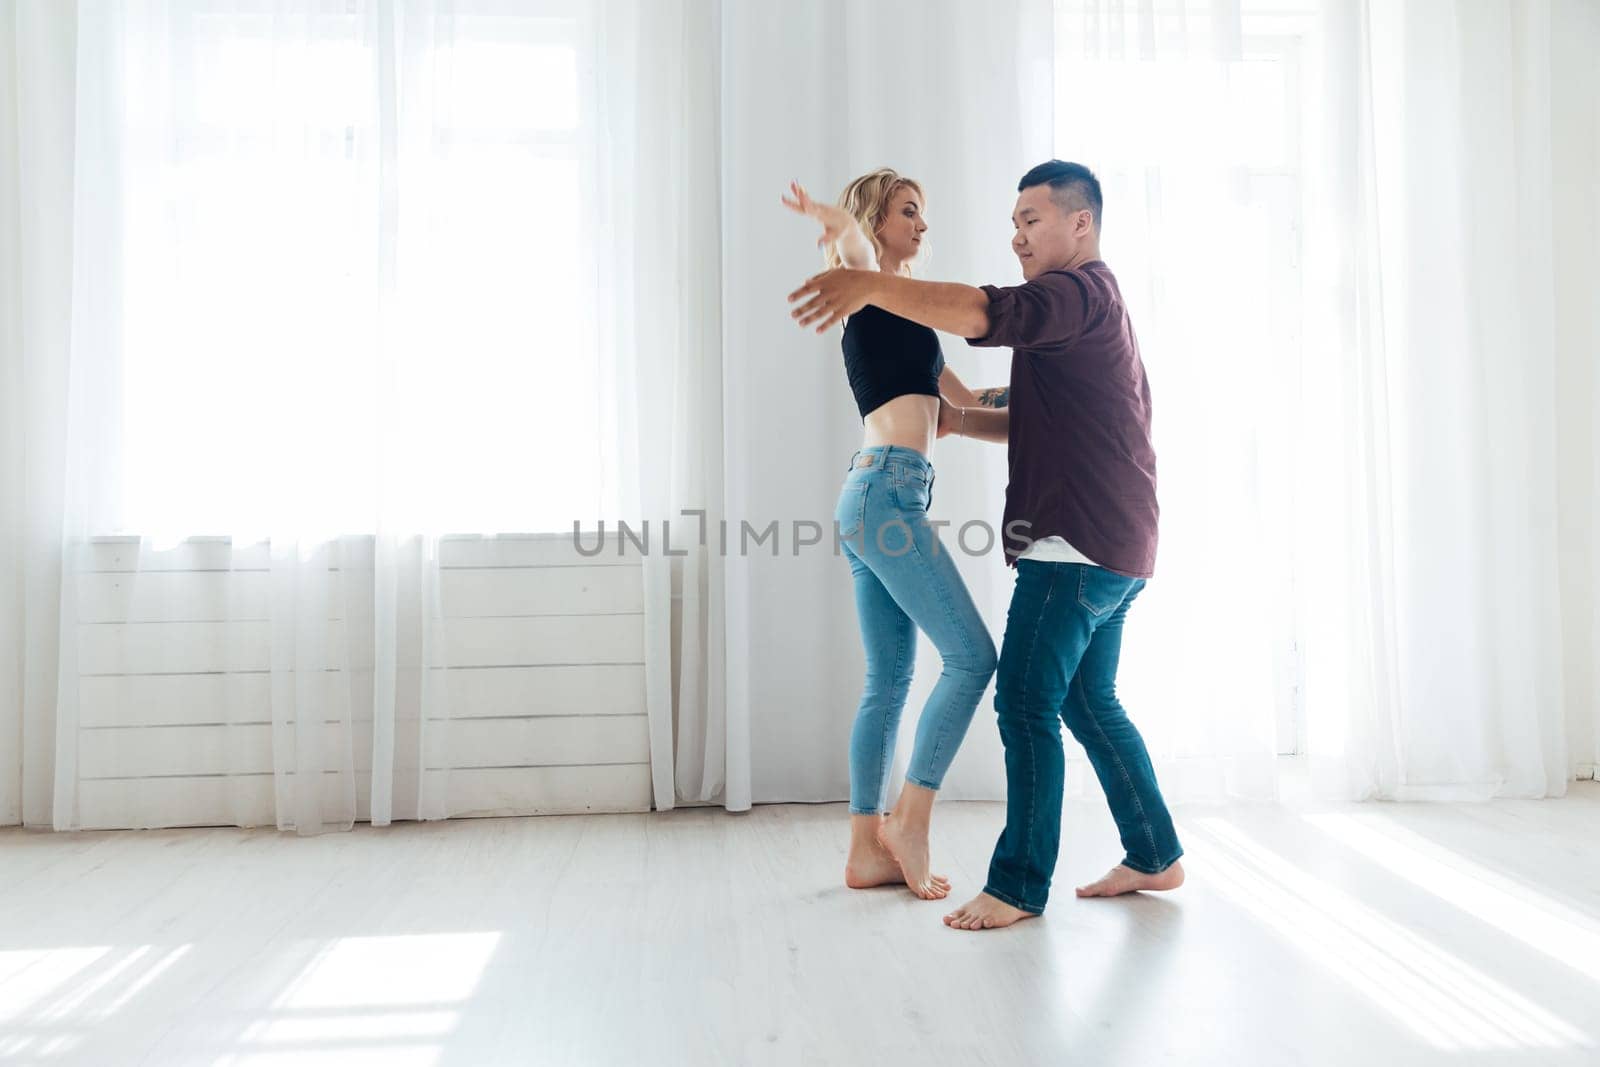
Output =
[
  {"x1": 836, "y1": 481, "x2": 869, "y2": 539},
  {"x1": 1076, "y1": 565, "x2": 1133, "y2": 616},
  {"x1": 892, "y1": 473, "x2": 929, "y2": 514}
]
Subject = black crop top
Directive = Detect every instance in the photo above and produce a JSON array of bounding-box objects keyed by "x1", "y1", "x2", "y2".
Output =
[{"x1": 841, "y1": 304, "x2": 946, "y2": 419}]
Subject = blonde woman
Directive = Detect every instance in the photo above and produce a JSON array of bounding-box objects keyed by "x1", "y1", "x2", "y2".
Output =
[{"x1": 782, "y1": 171, "x2": 1001, "y2": 900}]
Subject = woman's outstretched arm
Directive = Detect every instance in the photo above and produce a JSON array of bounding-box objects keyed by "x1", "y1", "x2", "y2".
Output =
[
  {"x1": 938, "y1": 365, "x2": 979, "y2": 408},
  {"x1": 937, "y1": 398, "x2": 1009, "y2": 444},
  {"x1": 781, "y1": 181, "x2": 877, "y2": 270}
]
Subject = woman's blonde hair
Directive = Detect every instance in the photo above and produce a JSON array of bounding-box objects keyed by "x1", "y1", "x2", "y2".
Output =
[{"x1": 825, "y1": 168, "x2": 925, "y2": 274}]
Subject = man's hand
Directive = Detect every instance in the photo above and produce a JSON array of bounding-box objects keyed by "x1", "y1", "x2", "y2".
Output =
[{"x1": 788, "y1": 268, "x2": 880, "y2": 334}]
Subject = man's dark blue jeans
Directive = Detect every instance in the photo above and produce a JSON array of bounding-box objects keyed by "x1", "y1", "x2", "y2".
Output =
[{"x1": 982, "y1": 559, "x2": 1183, "y2": 915}]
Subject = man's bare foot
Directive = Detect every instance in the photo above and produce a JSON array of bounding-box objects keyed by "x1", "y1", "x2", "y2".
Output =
[
  {"x1": 942, "y1": 892, "x2": 1036, "y2": 931},
  {"x1": 844, "y1": 833, "x2": 910, "y2": 889},
  {"x1": 876, "y1": 816, "x2": 950, "y2": 899},
  {"x1": 1075, "y1": 860, "x2": 1185, "y2": 898}
]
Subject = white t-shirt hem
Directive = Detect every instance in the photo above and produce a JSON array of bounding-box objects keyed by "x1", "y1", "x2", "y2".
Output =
[{"x1": 1015, "y1": 535, "x2": 1101, "y2": 567}]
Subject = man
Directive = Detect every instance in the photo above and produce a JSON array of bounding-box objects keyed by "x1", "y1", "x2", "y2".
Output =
[{"x1": 789, "y1": 160, "x2": 1183, "y2": 931}]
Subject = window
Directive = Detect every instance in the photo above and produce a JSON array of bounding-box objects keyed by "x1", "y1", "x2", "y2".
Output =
[{"x1": 114, "y1": 1, "x2": 609, "y2": 539}]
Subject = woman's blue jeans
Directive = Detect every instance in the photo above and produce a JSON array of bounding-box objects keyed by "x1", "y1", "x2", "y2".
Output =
[{"x1": 835, "y1": 445, "x2": 997, "y2": 815}]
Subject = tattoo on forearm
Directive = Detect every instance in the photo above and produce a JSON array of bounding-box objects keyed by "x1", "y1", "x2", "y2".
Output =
[{"x1": 975, "y1": 387, "x2": 1010, "y2": 408}]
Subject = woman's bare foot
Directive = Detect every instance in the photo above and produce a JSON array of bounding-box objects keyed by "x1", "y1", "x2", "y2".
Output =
[
  {"x1": 1075, "y1": 860, "x2": 1185, "y2": 898},
  {"x1": 844, "y1": 833, "x2": 907, "y2": 889},
  {"x1": 876, "y1": 815, "x2": 950, "y2": 899},
  {"x1": 943, "y1": 892, "x2": 1036, "y2": 931},
  {"x1": 844, "y1": 813, "x2": 948, "y2": 892}
]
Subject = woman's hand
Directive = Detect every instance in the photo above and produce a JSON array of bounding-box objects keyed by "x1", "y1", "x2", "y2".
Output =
[
  {"x1": 937, "y1": 397, "x2": 963, "y2": 438},
  {"x1": 781, "y1": 181, "x2": 858, "y2": 249}
]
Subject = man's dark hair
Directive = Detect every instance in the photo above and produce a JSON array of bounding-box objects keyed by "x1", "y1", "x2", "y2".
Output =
[{"x1": 1017, "y1": 160, "x2": 1102, "y2": 231}]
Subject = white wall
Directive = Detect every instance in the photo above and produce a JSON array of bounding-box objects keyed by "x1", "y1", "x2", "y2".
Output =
[{"x1": 1552, "y1": 0, "x2": 1599, "y2": 780}]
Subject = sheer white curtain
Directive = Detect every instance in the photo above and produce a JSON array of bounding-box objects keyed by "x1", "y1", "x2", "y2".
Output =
[
  {"x1": 1058, "y1": 0, "x2": 1598, "y2": 802},
  {"x1": 3, "y1": 0, "x2": 718, "y2": 830},
  {"x1": 1567, "y1": 0, "x2": 1600, "y2": 780},
  {"x1": 727, "y1": 0, "x2": 1597, "y2": 808},
  {"x1": 0, "y1": 7, "x2": 13, "y2": 827},
  {"x1": 1542, "y1": 0, "x2": 1596, "y2": 784},
  {"x1": 1300, "y1": 0, "x2": 1596, "y2": 799},
  {"x1": 592, "y1": 0, "x2": 729, "y2": 810},
  {"x1": 1, "y1": 0, "x2": 78, "y2": 829},
  {"x1": 1054, "y1": 0, "x2": 1301, "y2": 801},
  {"x1": 5, "y1": 0, "x2": 90, "y2": 829}
]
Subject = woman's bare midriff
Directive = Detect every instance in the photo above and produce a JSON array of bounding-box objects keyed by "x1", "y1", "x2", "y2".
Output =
[{"x1": 861, "y1": 393, "x2": 938, "y2": 457}]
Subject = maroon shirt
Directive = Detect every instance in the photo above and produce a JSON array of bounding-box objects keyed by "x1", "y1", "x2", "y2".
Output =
[{"x1": 967, "y1": 261, "x2": 1159, "y2": 578}]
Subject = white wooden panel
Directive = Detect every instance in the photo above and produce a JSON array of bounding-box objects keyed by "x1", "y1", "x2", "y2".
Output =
[
  {"x1": 76, "y1": 570, "x2": 377, "y2": 623},
  {"x1": 81, "y1": 532, "x2": 642, "y2": 573},
  {"x1": 79, "y1": 672, "x2": 335, "y2": 728},
  {"x1": 74, "y1": 763, "x2": 651, "y2": 828},
  {"x1": 441, "y1": 716, "x2": 649, "y2": 768},
  {"x1": 77, "y1": 717, "x2": 647, "y2": 779},
  {"x1": 77, "y1": 724, "x2": 345, "y2": 779},
  {"x1": 79, "y1": 664, "x2": 647, "y2": 728},
  {"x1": 78, "y1": 570, "x2": 268, "y2": 622},
  {"x1": 72, "y1": 532, "x2": 652, "y2": 828},
  {"x1": 440, "y1": 616, "x2": 643, "y2": 667},
  {"x1": 81, "y1": 538, "x2": 247, "y2": 573},
  {"x1": 79, "y1": 539, "x2": 365, "y2": 573},
  {"x1": 77, "y1": 774, "x2": 282, "y2": 829},
  {"x1": 78, "y1": 614, "x2": 642, "y2": 674},
  {"x1": 440, "y1": 565, "x2": 643, "y2": 617},
  {"x1": 446, "y1": 664, "x2": 647, "y2": 718},
  {"x1": 79, "y1": 563, "x2": 640, "y2": 622},
  {"x1": 75, "y1": 771, "x2": 371, "y2": 829},
  {"x1": 77, "y1": 621, "x2": 343, "y2": 675},
  {"x1": 438, "y1": 764, "x2": 652, "y2": 817},
  {"x1": 439, "y1": 533, "x2": 642, "y2": 568}
]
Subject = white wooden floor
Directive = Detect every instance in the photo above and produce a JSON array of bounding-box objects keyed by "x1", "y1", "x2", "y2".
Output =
[{"x1": 2, "y1": 780, "x2": 1598, "y2": 1067}]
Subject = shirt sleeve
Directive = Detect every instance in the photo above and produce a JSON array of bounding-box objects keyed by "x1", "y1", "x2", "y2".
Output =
[{"x1": 965, "y1": 270, "x2": 1092, "y2": 350}]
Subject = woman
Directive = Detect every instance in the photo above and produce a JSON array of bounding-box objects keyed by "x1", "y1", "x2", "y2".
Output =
[{"x1": 782, "y1": 170, "x2": 997, "y2": 900}]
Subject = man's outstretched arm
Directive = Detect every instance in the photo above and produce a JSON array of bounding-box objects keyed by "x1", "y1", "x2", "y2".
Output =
[{"x1": 789, "y1": 269, "x2": 991, "y2": 339}]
